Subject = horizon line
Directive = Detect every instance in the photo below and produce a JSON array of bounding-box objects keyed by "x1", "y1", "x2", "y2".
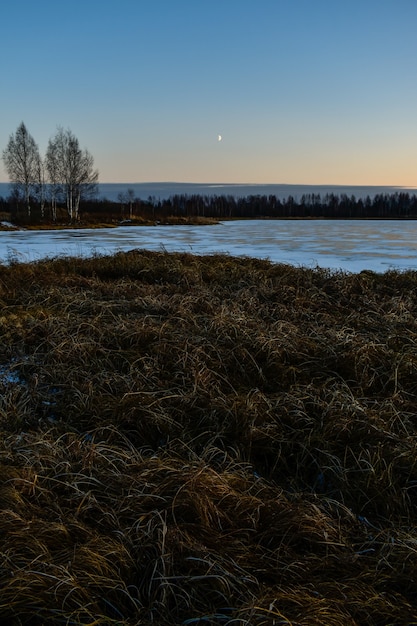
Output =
[
  {"x1": 1, "y1": 180, "x2": 417, "y2": 189},
  {"x1": 98, "y1": 182, "x2": 417, "y2": 189}
]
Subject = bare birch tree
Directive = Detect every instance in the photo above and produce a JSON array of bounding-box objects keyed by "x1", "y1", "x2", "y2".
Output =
[
  {"x1": 45, "y1": 134, "x2": 62, "y2": 222},
  {"x1": 118, "y1": 188, "x2": 135, "y2": 219},
  {"x1": 46, "y1": 127, "x2": 99, "y2": 222},
  {"x1": 2, "y1": 122, "x2": 40, "y2": 216},
  {"x1": 127, "y1": 188, "x2": 135, "y2": 219},
  {"x1": 34, "y1": 154, "x2": 46, "y2": 218}
]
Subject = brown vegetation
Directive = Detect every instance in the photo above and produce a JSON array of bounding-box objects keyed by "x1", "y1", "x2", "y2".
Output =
[
  {"x1": 0, "y1": 210, "x2": 218, "y2": 230},
  {"x1": 1, "y1": 250, "x2": 417, "y2": 624}
]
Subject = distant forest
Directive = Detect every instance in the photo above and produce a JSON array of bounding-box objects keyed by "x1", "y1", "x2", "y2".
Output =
[{"x1": 2, "y1": 189, "x2": 417, "y2": 224}]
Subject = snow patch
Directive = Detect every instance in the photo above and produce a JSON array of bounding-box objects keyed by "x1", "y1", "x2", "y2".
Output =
[
  {"x1": 0, "y1": 361, "x2": 25, "y2": 385},
  {"x1": 0, "y1": 221, "x2": 19, "y2": 230}
]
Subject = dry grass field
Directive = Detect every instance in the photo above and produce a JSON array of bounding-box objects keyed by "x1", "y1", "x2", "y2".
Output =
[{"x1": 1, "y1": 249, "x2": 417, "y2": 625}]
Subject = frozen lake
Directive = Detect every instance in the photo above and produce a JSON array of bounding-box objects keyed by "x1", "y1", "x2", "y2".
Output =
[{"x1": 2, "y1": 219, "x2": 417, "y2": 273}]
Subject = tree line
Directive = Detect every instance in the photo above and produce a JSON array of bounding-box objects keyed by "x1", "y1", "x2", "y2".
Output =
[
  {"x1": 158, "y1": 191, "x2": 417, "y2": 219},
  {"x1": 2, "y1": 122, "x2": 98, "y2": 222},
  {"x1": 3, "y1": 185, "x2": 417, "y2": 225},
  {"x1": 91, "y1": 190, "x2": 417, "y2": 222}
]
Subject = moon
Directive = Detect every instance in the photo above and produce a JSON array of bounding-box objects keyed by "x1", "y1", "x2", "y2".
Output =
[{"x1": 218, "y1": 134, "x2": 222, "y2": 142}]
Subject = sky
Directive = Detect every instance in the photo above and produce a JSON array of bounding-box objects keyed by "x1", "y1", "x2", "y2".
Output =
[{"x1": 1, "y1": 0, "x2": 417, "y2": 185}]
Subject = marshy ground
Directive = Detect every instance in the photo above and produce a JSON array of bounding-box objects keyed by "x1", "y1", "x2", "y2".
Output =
[{"x1": 1, "y1": 250, "x2": 417, "y2": 625}]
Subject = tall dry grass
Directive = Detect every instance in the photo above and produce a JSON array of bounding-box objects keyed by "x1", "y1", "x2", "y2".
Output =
[{"x1": 1, "y1": 249, "x2": 417, "y2": 624}]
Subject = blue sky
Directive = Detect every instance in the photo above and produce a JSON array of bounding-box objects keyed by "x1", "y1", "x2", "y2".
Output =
[{"x1": 1, "y1": 0, "x2": 417, "y2": 184}]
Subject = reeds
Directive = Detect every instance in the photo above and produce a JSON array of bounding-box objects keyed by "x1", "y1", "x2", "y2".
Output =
[{"x1": 1, "y1": 250, "x2": 417, "y2": 624}]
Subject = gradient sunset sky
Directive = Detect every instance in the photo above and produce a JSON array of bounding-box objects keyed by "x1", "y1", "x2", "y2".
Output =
[{"x1": 1, "y1": 0, "x2": 417, "y2": 185}]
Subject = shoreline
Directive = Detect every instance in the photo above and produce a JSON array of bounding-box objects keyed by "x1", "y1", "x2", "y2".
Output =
[{"x1": 4, "y1": 214, "x2": 417, "y2": 233}]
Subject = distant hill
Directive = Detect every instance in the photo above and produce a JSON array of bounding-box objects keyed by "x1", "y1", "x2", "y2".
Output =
[{"x1": 2, "y1": 181, "x2": 416, "y2": 203}]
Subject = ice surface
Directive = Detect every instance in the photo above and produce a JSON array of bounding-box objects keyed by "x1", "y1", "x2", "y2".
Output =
[{"x1": 1, "y1": 219, "x2": 417, "y2": 273}]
